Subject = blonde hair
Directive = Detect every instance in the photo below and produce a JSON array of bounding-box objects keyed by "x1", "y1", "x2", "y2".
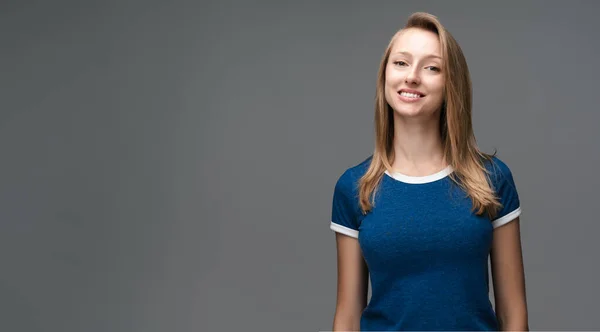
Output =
[{"x1": 358, "y1": 12, "x2": 502, "y2": 219}]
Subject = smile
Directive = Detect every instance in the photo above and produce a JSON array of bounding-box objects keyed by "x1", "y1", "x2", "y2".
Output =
[
  {"x1": 399, "y1": 91, "x2": 423, "y2": 98},
  {"x1": 397, "y1": 90, "x2": 425, "y2": 103}
]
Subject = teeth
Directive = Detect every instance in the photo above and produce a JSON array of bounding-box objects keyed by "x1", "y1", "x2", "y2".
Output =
[{"x1": 400, "y1": 91, "x2": 421, "y2": 98}]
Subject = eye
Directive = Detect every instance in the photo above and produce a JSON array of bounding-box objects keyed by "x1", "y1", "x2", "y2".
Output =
[
  {"x1": 393, "y1": 61, "x2": 408, "y2": 66},
  {"x1": 426, "y1": 66, "x2": 440, "y2": 72}
]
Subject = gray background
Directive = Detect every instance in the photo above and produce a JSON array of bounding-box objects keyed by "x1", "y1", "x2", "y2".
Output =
[{"x1": 1, "y1": 0, "x2": 599, "y2": 331}]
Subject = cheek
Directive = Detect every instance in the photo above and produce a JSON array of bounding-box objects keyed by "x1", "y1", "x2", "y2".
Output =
[
  {"x1": 434, "y1": 78, "x2": 445, "y2": 94},
  {"x1": 427, "y1": 80, "x2": 445, "y2": 97},
  {"x1": 384, "y1": 84, "x2": 395, "y2": 103},
  {"x1": 385, "y1": 66, "x2": 402, "y2": 83},
  {"x1": 384, "y1": 76, "x2": 398, "y2": 97},
  {"x1": 432, "y1": 86, "x2": 444, "y2": 98},
  {"x1": 430, "y1": 86, "x2": 445, "y2": 108},
  {"x1": 385, "y1": 72, "x2": 402, "y2": 94}
]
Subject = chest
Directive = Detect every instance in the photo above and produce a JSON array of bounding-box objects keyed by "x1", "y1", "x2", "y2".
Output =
[{"x1": 357, "y1": 183, "x2": 493, "y2": 270}]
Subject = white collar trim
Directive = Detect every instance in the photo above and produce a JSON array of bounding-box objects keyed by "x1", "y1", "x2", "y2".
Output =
[{"x1": 384, "y1": 165, "x2": 454, "y2": 184}]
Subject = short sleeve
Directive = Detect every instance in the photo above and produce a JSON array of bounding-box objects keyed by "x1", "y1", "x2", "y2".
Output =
[
  {"x1": 489, "y1": 158, "x2": 522, "y2": 229},
  {"x1": 330, "y1": 170, "x2": 360, "y2": 238}
]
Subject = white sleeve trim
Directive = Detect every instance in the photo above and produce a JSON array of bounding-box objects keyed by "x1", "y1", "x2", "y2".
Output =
[
  {"x1": 492, "y1": 207, "x2": 522, "y2": 229},
  {"x1": 330, "y1": 221, "x2": 359, "y2": 238}
]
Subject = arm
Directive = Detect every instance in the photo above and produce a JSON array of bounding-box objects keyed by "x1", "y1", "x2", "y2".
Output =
[
  {"x1": 490, "y1": 217, "x2": 529, "y2": 331},
  {"x1": 332, "y1": 233, "x2": 369, "y2": 331}
]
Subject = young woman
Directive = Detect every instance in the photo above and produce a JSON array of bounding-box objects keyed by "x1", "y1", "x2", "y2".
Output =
[{"x1": 329, "y1": 12, "x2": 529, "y2": 331}]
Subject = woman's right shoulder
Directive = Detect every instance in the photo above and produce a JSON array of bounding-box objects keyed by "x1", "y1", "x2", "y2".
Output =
[{"x1": 334, "y1": 155, "x2": 373, "y2": 190}]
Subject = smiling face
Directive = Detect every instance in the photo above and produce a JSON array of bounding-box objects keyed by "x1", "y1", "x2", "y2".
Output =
[{"x1": 384, "y1": 28, "x2": 445, "y2": 118}]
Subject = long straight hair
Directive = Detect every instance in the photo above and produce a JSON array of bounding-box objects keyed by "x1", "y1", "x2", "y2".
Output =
[{"x1": 358, "y1": 12, "x2": 502, "y2": 219}]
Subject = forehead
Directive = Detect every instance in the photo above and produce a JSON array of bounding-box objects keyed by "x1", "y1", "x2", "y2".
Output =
[{"x1": 390, "y1": 28, "x2": 440, "y2": 57}]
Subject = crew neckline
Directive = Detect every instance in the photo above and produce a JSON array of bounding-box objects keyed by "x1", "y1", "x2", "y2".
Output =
[{"x1": 384, "y1": 165, "x2": 454, "y2": 184}]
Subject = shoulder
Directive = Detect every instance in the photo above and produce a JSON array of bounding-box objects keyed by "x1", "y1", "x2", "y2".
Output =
[
  {"x1": 482, "y1": 155, "x2": 522, "y2": 225},
  {"x1": 483, "y1": 155, "x2": 515, "y2": 182},
  {"x1": 482, "y1": 155, "x2": 519, "y2": 197},
  {"x1": 334, "y1": 155, "x2": 373, "y2": 194}
]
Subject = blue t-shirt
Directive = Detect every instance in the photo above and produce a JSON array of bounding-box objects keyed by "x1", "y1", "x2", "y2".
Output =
[{"x1": 330, "y1": 155, "x2": 522, "y2": 331}]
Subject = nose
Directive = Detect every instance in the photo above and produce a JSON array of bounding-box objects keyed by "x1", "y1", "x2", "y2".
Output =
[{"x1": 405, "y1": 66, "x2": 420, "y2": 85}]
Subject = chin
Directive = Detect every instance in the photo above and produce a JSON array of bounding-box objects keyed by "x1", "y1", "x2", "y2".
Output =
[
  {"x1": 393, "y1": 106, "x2": 436, "y2": 118},
  {"x1": 393, "y1": 106, "x2": 423, "y2": 116}
]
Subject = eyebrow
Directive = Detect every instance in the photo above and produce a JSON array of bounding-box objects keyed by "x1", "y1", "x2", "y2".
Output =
[{"x1": 391, "y1": 51, "x2": 442, "y2": 60}]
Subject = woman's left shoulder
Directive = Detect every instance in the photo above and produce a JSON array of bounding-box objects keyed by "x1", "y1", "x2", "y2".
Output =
[
  {"x1": 483, "y1": 155, "x2": 515, "y2": 177},
  {"x1": 481, "y1": 155, "x2": 520, "y2": 191}
]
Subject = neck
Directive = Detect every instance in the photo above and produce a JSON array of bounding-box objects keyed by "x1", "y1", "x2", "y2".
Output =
[{"x1": 391, "y1": 111, "x2": 446, "y2": 175}]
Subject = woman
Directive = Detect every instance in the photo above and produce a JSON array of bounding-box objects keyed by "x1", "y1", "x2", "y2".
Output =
[{"x1": 329, "y1": 12, "x2": 529, "y2": 331}]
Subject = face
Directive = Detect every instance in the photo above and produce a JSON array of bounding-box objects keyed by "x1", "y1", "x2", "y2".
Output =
[{"x1": 384, "y1": 28, "x2": 445, "y2": 118}]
